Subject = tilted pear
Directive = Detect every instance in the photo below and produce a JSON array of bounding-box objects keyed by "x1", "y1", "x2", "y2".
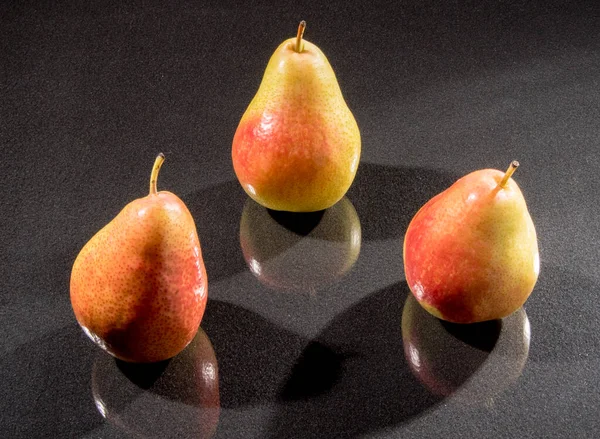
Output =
[
  {"x1": 403, "y1": 161, "x2": 539, "y2": 323},
  {"x1": 232, "y1": 21, "x2": 361, "y2": 212},
  {"x1": 70, "y1": 154, "x2": 208, "y2": 362}
]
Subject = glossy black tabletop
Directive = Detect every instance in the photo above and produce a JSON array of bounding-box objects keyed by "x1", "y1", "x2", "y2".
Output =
[{"x1": 2, "y1": 1, "x2": 600, "y2": 438}]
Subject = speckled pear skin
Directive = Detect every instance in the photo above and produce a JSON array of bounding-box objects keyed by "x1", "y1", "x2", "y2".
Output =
[
  {"x1": 70, "y1": 191, "x2": 208, "y2": 363},
  {"x1": 232, "y1": 38, "x2": 361, "y2": 212},
  {"x1": 403, "y1": 169, "x2": 539, "y2": 323}
]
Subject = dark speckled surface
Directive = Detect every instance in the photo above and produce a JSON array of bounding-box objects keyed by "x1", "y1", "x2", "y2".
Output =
[{"x1": 1, "y1": 0, "x2": 600, "y2": 438}]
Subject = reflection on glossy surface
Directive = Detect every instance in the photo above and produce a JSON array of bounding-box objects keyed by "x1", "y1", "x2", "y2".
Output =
[
  {"x1": 91, "y1": 328, "x2": 220, "y2": 438},
  {"x1": 402, "y1": 295, "x2": 530, "y2": 404},
  {"x1": 239, "y1": 197, "x2": 361, "y2": 292},
  {"x1": 265, "y1": 283, "x2": 444, "y2": 438}
]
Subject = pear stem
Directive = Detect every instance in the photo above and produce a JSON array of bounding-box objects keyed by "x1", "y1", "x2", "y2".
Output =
[
  {"x1": 499, "y1": 160, "x2": 519, "y2": 188},
  {"x1": 295, "y1": 20, "x2": 306, "y2": 52},
  {"x1": 149, "y1": 153, "x2": 165, "y2": 195}
]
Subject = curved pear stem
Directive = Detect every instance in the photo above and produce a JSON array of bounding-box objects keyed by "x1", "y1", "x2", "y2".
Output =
[
  {"x1": 499, "y1": 160, "x2": 519, "y2": 188},
  {"x1": 295, "y1": 20, "x2": 306, "y2": 52},
  {"x1": 149, "y1": 153, "x2": 165, "y2": 195}
]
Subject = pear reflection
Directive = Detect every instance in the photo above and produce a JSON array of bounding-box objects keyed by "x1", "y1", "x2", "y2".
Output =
[
  {"x1": 239, "y1": 197, "x2": 361, "y2": 292},
  {"x1": 91, "y1": 328, "x2": 220, "y2": 439},
  {"x1": 401, "y1": 295, "x2": 530, "y2": 404}
]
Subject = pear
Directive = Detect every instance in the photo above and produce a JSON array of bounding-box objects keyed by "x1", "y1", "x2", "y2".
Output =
[
  {"x1": 70, "y1": 154, "x2": 208, "y2": 362},
  {"x1": 403, "y1": 161, "x2": 539, "y2": 323},
  {"x1": 232, "y1": 21, "x2": 361, "y2": 212}
]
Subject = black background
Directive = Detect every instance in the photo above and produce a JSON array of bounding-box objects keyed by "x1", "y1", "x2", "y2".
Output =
[{"x1": 1, "y1": 0, "x2": 600, "y2": 438}]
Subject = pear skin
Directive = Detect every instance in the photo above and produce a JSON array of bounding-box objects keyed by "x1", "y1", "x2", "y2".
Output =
[
  {"x1": 232, "y1": 21, "x2": 361, "y2": 212},
  {"x1": 70, "y1": 154, "x2": 208, "y2": 362},
  {"x1": 403, "y1": 162, "x2": 539, "y2": 323}
]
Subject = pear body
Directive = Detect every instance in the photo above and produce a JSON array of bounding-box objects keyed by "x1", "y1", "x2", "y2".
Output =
[
  {"x1": 70, "y1": 191, "x2": 208, "y2": 362},
  {"x1": 403, "y1": 169, "x2": 539, "y2": 323},
  {"x1": 232, "y1": 38, "x2": 361, "y2": 212}
]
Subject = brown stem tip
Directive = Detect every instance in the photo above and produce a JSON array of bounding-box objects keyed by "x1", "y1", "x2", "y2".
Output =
[
  {"x1": 149, "y1": 153, "x2": 165, "y2": 195},
  {"x1": 499, "y1": 160, "x2": 519, "y2": 188},
  {"x1": 296, "y1": 20, "x2": 306, "y2": 52}
]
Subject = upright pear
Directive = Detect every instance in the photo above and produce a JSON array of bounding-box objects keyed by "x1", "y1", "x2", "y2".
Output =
[
  {"x1": 403, "y1": 161, "x2": 539, "y2": 323},
  {"x1": 232, "y1": 21, "x2": 361, "y2": 212},
  {"x1": 70, "y1": 154, "x2": 208, "y2": 362}
]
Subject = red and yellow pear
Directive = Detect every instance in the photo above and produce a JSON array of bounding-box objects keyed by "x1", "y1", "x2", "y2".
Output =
[
  {"x1": 70, "y1": 154, "x2": 208, "y2": 362},
  {"x1": 403, "y1": 161, "x2": 539, "y2": 323},
  {"x1": 232, "y1": 21, "x2": 361, "y2": 212}
]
